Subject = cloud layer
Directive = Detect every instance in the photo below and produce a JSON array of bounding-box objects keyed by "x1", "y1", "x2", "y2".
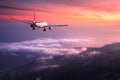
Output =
[{"x1": 0, "y1": 38, "x2": 93, "y2": 55}]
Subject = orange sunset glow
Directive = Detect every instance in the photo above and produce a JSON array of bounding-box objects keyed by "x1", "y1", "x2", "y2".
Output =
[{"x1": 0, "y1": 0, "x2": 120, "y2": 23}]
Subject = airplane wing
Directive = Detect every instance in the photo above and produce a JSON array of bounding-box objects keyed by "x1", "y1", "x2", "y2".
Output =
[
  {"x1": 10, "y1": 18, "x2": 32, "y2": 24},
  {"x1": 45, "y1": 24, "x2": 68, "y2": 27}
]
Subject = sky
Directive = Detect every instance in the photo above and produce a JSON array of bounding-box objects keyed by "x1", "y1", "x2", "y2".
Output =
[{"x1": 0, "y1": 0, "x2": 120, "y2": 47}]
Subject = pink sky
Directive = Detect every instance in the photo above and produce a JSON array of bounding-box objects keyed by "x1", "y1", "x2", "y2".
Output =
[
  {"x1": 0, "y1": 0, "x2": 120, "y2": 46},
  {"x1": 0, "y1": 0, "x2": 120, "y2": 23}
]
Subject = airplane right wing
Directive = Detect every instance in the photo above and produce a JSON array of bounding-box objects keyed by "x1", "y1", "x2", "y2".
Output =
[{"x1": 46, "y1": 24, "x2": 68, "y2": 27}]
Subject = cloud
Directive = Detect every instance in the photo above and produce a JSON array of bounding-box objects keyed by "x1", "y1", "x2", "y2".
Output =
[
  {"x1": 36, "y1": 65, "x2": 60, "y2": 70},
  {"x1": 1, "y1": 0, "x2": 120, "y2": 15},
  {"x1": 0, "y1": 38, "x2": 93, "y2": 55},
  {"x1": 89, "y1": 51, "x2": 101, "y2": 56},
  {"x1": 1, "y1": 0, "x2": 120, "y2": 22},
  {"x1": 0, "y1": 5, "x2": 48, "y2": 12},
  {"x1": 39, "y1": 0, "x2": 120, "y2": 12}
]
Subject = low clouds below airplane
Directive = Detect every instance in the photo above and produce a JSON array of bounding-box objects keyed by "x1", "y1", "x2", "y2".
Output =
[{"x1": 0, "y1": 38, "x2": 94, "y2": 55}]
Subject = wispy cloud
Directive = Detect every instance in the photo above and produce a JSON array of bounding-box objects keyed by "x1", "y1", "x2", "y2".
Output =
[
  {"x1": 0, "y1": 5, "x2": 48, "y2": 12},
  {"x1": 1, "y1": 0, "x2": 120, "y2": 22},
  {"x1": 1, "y1": 0, "x2": 120, "y2": 14}
]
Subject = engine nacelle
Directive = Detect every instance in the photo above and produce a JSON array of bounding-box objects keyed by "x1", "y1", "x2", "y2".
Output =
[
  {"x1": 49, "y1": 27, "x2": 53, "y2": 30},
  {"x1": 30, "y1": 24, "x2": 34, "y2": 27}
]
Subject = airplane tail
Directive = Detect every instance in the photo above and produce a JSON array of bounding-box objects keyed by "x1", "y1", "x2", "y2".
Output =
[{"x1": 34, "y1": 12, "x2": 36, "y2": 21}]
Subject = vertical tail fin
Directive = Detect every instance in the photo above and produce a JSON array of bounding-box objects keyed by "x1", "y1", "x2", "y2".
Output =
[{"x1": 34, "y1": 12, "x2": 36, "y2": 21}]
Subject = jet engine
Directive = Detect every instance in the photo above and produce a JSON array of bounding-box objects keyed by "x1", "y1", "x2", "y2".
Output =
[
  {"x1": 30, "y1": 24, "x2": 34, "y2": 27},
  {"x1": 31, "y1": 24, "x2": 35, "y2": 30},
  {"x1": 49, "y1": 27, "x2": 53, "y2": 30}
]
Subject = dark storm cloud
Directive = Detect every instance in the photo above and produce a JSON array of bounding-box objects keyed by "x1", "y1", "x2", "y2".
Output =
[{"x1": 41, "y1": 43, "x2": 120, "y2": 80}]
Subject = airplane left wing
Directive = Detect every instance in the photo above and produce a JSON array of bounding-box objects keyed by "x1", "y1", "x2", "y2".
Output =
[{"x1": 10, "y1": 18, "x2": 32, "y2": 24}]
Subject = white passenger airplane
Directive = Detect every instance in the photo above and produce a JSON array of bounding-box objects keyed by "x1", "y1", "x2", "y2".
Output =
[{"x1": 10, "y1": 12, "x2": 68, "y2": 31}]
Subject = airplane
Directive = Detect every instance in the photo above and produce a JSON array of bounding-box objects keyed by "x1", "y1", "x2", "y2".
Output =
[{"x1": 10, "y1": 12, "x2": 68, "y2": 31}]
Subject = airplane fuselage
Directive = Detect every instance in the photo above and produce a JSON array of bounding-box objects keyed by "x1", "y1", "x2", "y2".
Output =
[
  {"x1": 30, "y1": 21, "x2": 50, "y2": 31},
  {"x1": 33, "y1": 21, "x2": 48, "y2": 28}
]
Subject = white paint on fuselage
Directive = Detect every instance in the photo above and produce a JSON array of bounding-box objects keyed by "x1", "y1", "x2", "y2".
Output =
[{"x1": 34, "y1": 22, "x2": 48, "y2": 28}]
